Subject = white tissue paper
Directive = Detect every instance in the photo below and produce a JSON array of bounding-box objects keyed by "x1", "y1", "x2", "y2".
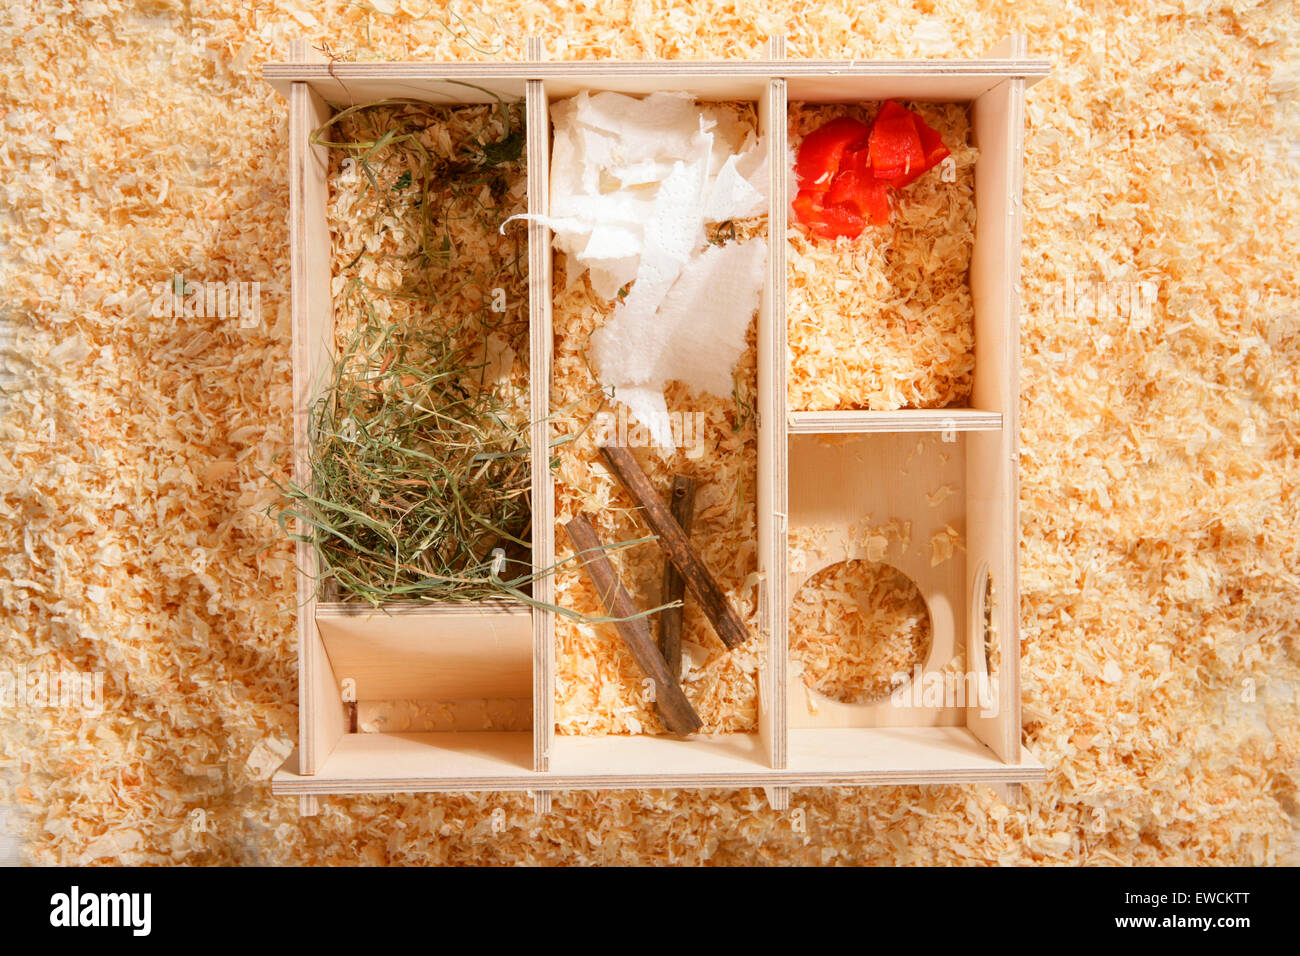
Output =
[
  {"x1": 592, "y1": 239, "x2": 768, "y2": 448},
  {"x1": 515, "y1": 90, "x2": 769, "y2": 451}
]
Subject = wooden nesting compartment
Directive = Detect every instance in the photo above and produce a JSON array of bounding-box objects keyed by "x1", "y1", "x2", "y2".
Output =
[
  {"x1": 772, "y1": 36, "x2": 1037, "y2": 793},
  {"x1": 265, "y1": 37, "x2": 1049, "y2": 813}
]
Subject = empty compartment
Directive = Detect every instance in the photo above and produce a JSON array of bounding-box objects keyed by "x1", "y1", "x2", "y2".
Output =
[{"x1": 315, "y1": 603, "x2": 534, "y2": 774}]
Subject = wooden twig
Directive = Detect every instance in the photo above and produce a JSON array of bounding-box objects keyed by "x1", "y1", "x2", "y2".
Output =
[
  {"x1": 598, "y1": 444, "x2": 750, "y2": 650},
  {"x1": 659, "y1": 475, "x2": 697, "y2": 682},
  {"x1": 564, "y1": 515, "x2": 703, "y2": 736}
]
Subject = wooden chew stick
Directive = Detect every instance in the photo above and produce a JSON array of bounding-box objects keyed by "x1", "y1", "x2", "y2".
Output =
[
  {"x1": 598, "y1": 444, "x2": 750, "y2": 650},
  {"x1": 659, "y1": 475, "x2": 697, "y2": 682},
  {"x1": 564, "y1": 515, "x2": 704, "y2": 736}
]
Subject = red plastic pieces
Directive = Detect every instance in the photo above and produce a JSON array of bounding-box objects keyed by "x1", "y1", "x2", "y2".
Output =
[{"x1": 792, "y1": 102, "x2": 951, "y2": 239}]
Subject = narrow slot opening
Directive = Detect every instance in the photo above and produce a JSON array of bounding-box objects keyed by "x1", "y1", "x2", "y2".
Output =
[{"x1": 981, "y1": 567, "x2": 999, "y2": 680}]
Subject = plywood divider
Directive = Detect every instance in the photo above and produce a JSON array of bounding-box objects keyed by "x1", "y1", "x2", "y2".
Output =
[
  {"x1": 263, "y1": 60, "x2": 1052, "y2": 101},
  {"x1": 758, "y1": 36, "x2": 789, "y2": 772},
  {"x1": 993, "y1": 782, "x2": 1023, "y2": 806},
  {"x1": 526, "y1": 40, "x2": 556, "y2": 776},
  {"x1": 764, "y1": 786, "x2": 790, "y2": 811},
  {"x1": 788, "y1": 409, "x2": 1002, "y2": 434},
  {"x1": 984, "y1": 35, "x2": 1029, "y2": 60},
  {"x1": 317, "y1": 604, "x2": 533, "y2": 701},
  {"x1": 289, "y1": 39, "x2": 347, "y2": 777},
  {"x1": 965, "y1": 67, "x2": 1026, "y2": 763},
  {"x1": 292, "y1": 75, "x2": 531, "y2": 108}
]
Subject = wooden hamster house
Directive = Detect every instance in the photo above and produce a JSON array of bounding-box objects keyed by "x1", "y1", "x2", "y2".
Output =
[{"x1": 263, "y1": 36, "x2": 1049, "y2": 814}]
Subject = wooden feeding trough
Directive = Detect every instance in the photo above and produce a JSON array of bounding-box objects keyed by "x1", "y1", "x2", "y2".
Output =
[{"x1": 263, "y1": 37, "x2": 1049, "y2": 814}]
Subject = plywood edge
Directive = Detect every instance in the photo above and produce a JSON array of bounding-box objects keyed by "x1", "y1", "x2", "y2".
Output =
[
  {"x1": 316, "y1": 600, "x2": 531, "y2": 618},
  {"x1": 788, "y1": 409, "x2": 1002, "y2": 434},
  {"x1": 532, "y1": 789, "x2": 552, "y2": 815},
  {"x1": 263, "y1": 59, "x2": 1054, "y2": 74},
  {"x1": 261, "y1": 59, "x2": 1053, "y2": 98},
  {"x1": 984, "y1": 35, "x2": 1029, "y2": 61},
  {"x1": 965, "y1": 75, "x2": 1027, "y2": 764},
  {"x1": 526, "y1": 47, "x2": 555, "y2": 774},
  {"x1": 764, "y1": 786, "x2": 790, "y2": 810},
  {"x1": 272, "y1": 766, "x2": 1047, "y2": 795},
  {"x1": 289, "y1": 54, "x2": 346, "y2": 776},
  {"x1": 771, "y1": 48, "x2": 789, "y2": 773},
  {"x1": 270, "y1": 729, "x2": 1047, "y2": 794},
  {"x1": 287, "y1": 38, "x2": 326, "y2": 66},
  {"x1": 759, "y1": 49, "x2": 790, "y2": 771},
  {"x1": 315, "y1": 601, "x2": 534, "y2": 626},
  {"x1": 1004, "y1": 77, "x2": 1028, "y2": 765}
]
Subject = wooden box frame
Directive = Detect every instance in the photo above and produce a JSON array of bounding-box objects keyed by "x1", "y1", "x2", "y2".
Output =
[{"x1": 264, "y1": 37, "x2": 1049, "y2": 815}]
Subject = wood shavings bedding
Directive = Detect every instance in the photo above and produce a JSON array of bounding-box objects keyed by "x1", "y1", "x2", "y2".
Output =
[
  {"x1": 550, "y1": 102, "x2": 766, "y2": 736},
  {"x1": 787, "y1": 102, "x2": 976, "y2": 411},
  {"x1": 789, "y1": 559, "x2": 932, "y2": 704},
  {"x1": 3, "y1": 2, "x2": 1298, "y2": 867},
  {"x1": 551, "y1": 254, "x2": 765, "y2": 736},
  {"x1": 327, "y1": 102, "x2": 529, "y2": 361},
  {"x1": 929, "y1": 525, "x2": 963, "y2": 566}
]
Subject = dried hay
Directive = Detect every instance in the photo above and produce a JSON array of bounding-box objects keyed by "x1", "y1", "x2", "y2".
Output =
[{"x1": 294, "y1": 100, "x2": 535, "y2": 605}]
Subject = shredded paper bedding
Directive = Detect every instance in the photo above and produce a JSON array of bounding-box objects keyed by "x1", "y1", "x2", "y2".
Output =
[{"x1": 524, "y1": 91, "x2": 768, "y2": 449}]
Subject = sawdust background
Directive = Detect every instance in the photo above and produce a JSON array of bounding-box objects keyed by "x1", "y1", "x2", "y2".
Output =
[{"x1": 1, "y1": 0, "x2": 1296, "y2": 865}]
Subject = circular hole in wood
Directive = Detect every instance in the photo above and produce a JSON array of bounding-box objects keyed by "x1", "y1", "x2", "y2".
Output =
[{"x1": 789, "y1": 560, "x2": 933, "y2": 704}]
